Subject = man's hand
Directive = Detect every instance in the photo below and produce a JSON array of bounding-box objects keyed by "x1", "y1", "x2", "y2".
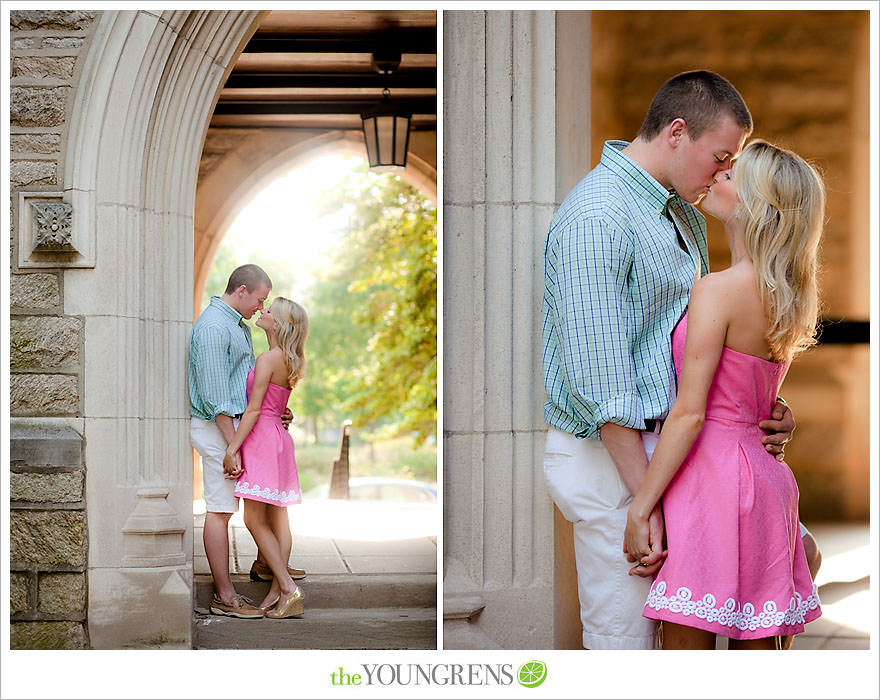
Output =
[
  {"x1": 624, "y1": 504, "x2": 667, "y2": 578},
  {"x1": 223, "y1": 450, "x2": 242, "y2": 480},
  {"x1": 759, "y1": 399, "x2": 795, "y2": 462},
  {"x1": 281, "y1": 407, "x2": 293, "y2": 431}
]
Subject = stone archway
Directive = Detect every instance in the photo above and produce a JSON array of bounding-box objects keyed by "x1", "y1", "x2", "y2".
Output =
[
  {"x1": 194, "y1": 128, "x2": 436, "y2": 306},
  {"x1": 61, "y1": 9, "x2": 263, "y2": 648}
]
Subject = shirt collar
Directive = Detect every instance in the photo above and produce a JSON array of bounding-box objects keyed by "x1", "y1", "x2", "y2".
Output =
[
  {"x1": 601, "y1": 140, "x2": 681, "y2": 216},
  {"x1": 210, "y1": 296, "x2": 244, "y2": 323}
]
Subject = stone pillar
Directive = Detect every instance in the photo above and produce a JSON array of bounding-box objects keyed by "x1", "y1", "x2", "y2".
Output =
[
  {"x1": 56, "y1": 9, "x2": 262, "y2": 648},
  {"x1": 9, "y1": 8, "x2": 99, "y2": 650},
  {"x1": 443, "y1": 10, "x2": 588, "y2": 649}
]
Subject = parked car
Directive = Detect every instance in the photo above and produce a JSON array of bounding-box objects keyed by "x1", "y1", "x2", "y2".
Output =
[{"x1": 306, "y1": 477, "x2": 437, "y2": 503}]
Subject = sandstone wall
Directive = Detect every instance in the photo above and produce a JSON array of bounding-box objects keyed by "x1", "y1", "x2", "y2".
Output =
[
  {"x1": 590, "y1": 9, "x2": 870, "y2": 520},
  {"x1": 9, "y1": 9, "x2": 99, "y2": 649}
]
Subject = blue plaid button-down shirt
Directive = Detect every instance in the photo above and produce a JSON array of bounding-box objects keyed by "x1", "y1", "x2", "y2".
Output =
[
  {"x1": 542, "y1": 140, "x2": 709, "y2": 440},
  {"x1": 188, "y1": 296, "x2": 255, "y2": 421}
]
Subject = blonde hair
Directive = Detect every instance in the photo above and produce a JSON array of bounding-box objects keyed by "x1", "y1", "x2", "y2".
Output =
[
  {"x1": 734, "y1": 139, "x2": 825, "y2": 362},
  {"x1": 271, "y1": 297, "x2": 309, "y2": 388}
]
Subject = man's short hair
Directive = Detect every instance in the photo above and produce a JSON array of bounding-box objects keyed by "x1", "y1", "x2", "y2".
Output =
[
  {"x1": 637, "y1": 70, "x2": 753, "y2": 142},
  {"x1": 224, "y1": 264, "x2": 272, "y2": 294}
]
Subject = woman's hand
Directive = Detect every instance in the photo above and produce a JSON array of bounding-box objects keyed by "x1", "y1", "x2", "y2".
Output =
[
  {"x1": 223, "y1": 449, "x2": 242, "y2": 480},
  {"x1": 625, "y1": 502, "x2": 667, "y2": 578}
]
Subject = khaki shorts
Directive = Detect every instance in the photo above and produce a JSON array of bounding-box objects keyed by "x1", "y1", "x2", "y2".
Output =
[
  {"x1": 190, "y1": 416, "x2": 240, "y2": 514},
  {"x1": 543, "y1": 427, "x2": 660, "y2": 650}
]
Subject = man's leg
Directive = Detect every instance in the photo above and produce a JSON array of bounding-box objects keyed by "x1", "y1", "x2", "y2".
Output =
[
  {"x1": 781, "y1": 526, "x2": 822, "y2": 650},
  {"x1": 204, "y1": 511, "x2": 236, "y2": 602},
  {"x1": 191, "y1": 417, "x2": 240, "y2": 602},
  {"x1": 544, "y1": 428, "x2": 658, "y2": 650}
]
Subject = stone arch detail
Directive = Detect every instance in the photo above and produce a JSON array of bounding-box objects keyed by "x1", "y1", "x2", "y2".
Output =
[
  {"x1": 61, "y1": 9, "x2": 263, "y2": 648},
  {"x1": 194, "y1": 129, "x2": 436, "y2": 306}
]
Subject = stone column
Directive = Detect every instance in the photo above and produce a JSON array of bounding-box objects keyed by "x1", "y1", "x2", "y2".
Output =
[
  {"x1": 443, "y1": 10, "x2": 589, "y2": 649},
  {"x1": 58, "y1": 9, "x2": 262, "y2": 648}
]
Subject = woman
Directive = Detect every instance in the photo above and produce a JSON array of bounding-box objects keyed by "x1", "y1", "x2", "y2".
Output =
[
  {"x1": 624, "y1": 140, "x2": 823, "y2": 649},
  {"x1": 223, "y1": 297, "x2": 308, "y2": 619}
]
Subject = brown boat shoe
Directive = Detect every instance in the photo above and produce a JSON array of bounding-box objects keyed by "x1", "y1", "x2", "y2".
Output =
[
  {"x1": 210, "y1": 593, "x2": 264, "y2": 619},
  {"x1": 250, "y1": 559, "x2": 306, "y2": 581}
]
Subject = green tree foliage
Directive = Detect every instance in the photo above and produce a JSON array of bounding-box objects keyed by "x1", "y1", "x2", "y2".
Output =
[{"x1": 317, "y1": 166, "x2": 437, "y2": 445}]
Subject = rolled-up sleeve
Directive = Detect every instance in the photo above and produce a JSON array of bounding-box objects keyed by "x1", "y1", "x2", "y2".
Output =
[
  {"x1": 553, "y1": 218, "x2": 642, "y2": 435},
  {"x1": 190, "y1": 325, "x2": 236, "y2": 420}
]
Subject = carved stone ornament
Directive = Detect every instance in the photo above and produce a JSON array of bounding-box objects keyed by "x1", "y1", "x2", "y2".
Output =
[{"x1": 31, "y1": 200, "x2": 75, "y2": 252}]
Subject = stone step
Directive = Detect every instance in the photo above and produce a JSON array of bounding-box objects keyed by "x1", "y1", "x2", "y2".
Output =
[
  {"x1": 194, "y1": 573, "x2": 436, "y2": 610},
  {"x1": 192, "y1": 606, "x2": 437, "y2": 649}
]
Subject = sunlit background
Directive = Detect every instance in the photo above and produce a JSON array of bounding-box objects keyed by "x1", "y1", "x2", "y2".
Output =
[{"x1": 197, "y1": 153, "x2": 437, "y2": 505}]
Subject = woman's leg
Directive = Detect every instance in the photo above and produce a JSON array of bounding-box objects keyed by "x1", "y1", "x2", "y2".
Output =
[
  {"x1": 729, "y1": 636, "x2": 779, "y2": 650},
  {"x1": 242, "y1": 499, "x2": 297, "y2": 608},
  {"x1": 660, "y1": 621, "x2": 716, "y2": 649},
  {"x1": 268, "y1": 504, "x2": 293, "y2": 571}
]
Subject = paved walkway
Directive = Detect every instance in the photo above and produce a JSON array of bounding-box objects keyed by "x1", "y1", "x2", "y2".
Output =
[
  {"x1": 194, "y1": 503, "x2": 867, "y2": 650},
  {"x1": 788, "y1": 521, "x2": 871, "y2": 650},
  {"x1": 193, "y1": 498, "x2": 438, "y2": 577}
]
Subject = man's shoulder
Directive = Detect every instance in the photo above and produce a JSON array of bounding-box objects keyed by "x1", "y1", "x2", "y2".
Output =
[
  {"x1": 192, "y1": 306, "x2": 234, "y2": 337},
  {"x1": 550, "y1": 165, "x2": 633, "y2": 233}
]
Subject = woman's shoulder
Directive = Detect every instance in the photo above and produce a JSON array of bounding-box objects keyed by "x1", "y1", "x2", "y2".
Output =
[
  {"x1": 255, "y1": 347, "x2": 284, "y2": 368},
  {"x1": 697, "y1": 261, "x2": 756, "y2": 295}
]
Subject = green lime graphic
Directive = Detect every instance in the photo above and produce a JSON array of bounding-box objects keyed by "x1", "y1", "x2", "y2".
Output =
[{"x1": 517, "y1": 660, "x2": 547, "y2": 688}]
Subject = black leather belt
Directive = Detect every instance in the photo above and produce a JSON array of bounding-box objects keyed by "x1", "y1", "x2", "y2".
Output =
[{"x1": 644, "y1": 419, "x2": 663, "y2": 433}]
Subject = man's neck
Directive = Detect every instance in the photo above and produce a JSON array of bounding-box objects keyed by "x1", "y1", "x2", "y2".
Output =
[
  {"x1": 620, "y1": 137, "x2": 672, "y2": 191},
  {"x1": 218, "y1": 293, "x2": 242, "y2": 317}
]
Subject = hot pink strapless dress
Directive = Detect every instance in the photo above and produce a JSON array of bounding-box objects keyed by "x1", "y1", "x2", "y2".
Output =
[
  {"x1": 643, "y1": 313, "x2": 820, "y2": 639},
  {"x1": 234, "y1": 367, "x2": 301, "y2": 506}
]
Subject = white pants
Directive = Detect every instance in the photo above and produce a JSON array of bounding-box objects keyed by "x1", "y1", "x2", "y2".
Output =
[
  {"x1": 543, "y1": 428, "x2": 660, "y2": 650},
  {"x1": 190, "y1": 416, "x2": 240, "y2": 513}
]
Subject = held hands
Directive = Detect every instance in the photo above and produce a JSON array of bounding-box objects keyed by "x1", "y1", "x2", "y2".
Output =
[
  {"x1": 223, "y1": 449, "x2": 242, "y2": 480},
  {"x1": 281, "y1": 407, "x2": 293, "y2": 431},
  {"x1": 624, "y1": 503, "x2": 667, "y2": 578},
  {"x1": 759, "y1": 399, "x2": 795, "y2": 462}
]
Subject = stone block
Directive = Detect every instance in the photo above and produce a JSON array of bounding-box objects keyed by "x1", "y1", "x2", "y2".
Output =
[
  {"x1": 10, "y1": 86, "x2": 68, "y2": 127},
  {"x1": 11, "y1": 471, "x2": 83, "y2": 504},
  {"x1": 10, "y1": 316, "x2": 81, "y2": 370},
  {"x1": 89, "y1": 567, "x2": 193, "y2": 649},
  {"x1": 12, "y1": 56, "x2": 76, "y2": 79},
  {"x1": 11, "y1": 572, "x2": 31, "y2": 615},
  {"x1": 43, "y1": 37, "x2": 85, "y2": 49},
  {"x1": 39, "y1": 572, "x2": 87, "y2": 615},
  {"x1": 10, "y1": 159, "x2": 57, "y2": 187},
  {"x1": 10, "y1": 374, "x2": 79, "y2": 415},
  {"x1": 10, "y1": 423, "x2": 83, "y2": 466},
  {"x1": 12, "y1": 37, "x2": 36, "y2": 49},
  {"x1": 10, "y1": 621, "x2": 86, "y2": 650},
  {"x1": 10, "y1": 272, "x2": 61, "y2": 309},
  {"x1": 10, "y1": 510, "x2": 86, "y2": 568},
  {"x1": 10, "y1": 10, "x2": 97, "y2": 31}
]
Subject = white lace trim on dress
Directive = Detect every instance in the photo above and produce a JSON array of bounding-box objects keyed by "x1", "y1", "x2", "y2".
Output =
[
  {"x1": 646, "y1": 580, "x2": 820, "y2": 632},
  {"x1": 234, "y1": 480, "x2": 301, "y2": 505}
]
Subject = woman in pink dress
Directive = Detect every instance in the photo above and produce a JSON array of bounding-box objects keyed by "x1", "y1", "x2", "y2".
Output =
[
  {"x1": 624, "y1": 140, "x2": 824, "y2": 649},
  {"x1": 223, "y1": 297, "x2": 308, "y2": 619}
]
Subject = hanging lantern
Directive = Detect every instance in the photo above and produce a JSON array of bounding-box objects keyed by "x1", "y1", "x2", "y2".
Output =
[{"x1": 361, "y1": 88, "x2": 411, "y2": 171}]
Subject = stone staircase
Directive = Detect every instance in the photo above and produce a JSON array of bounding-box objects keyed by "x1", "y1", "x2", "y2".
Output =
[{"x1": 192, "y1": 572, "x2": 437, "y2": 649}]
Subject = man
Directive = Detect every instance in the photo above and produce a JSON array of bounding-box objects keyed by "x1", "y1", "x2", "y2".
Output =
[
  {"x1": 541, "y1": 71, "x2": 812, "y2": 650},
  {"x1": 189, "y1": 263, "x2": 304, "y2": 618}
]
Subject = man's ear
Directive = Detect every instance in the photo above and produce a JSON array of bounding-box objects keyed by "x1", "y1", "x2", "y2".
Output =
[{"x1": 666, "y1": 118, "x2": 688, "y2": 149}]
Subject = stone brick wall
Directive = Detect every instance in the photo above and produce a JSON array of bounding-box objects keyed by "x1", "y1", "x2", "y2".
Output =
[
  {"x1": 589, "y1": 10, "x2": 870, "y2": 520},
  {"x1": 9, "y1": 9, "x2": 99, "y2": 649}
]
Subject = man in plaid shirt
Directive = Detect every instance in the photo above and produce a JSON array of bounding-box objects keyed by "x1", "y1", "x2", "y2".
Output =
[
  {"x1": 189, "y1": 264, "x2": 273, "y2": 618},
  {"x1": 541, "y1": 71, "x2": 797, "y2": 649}
]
